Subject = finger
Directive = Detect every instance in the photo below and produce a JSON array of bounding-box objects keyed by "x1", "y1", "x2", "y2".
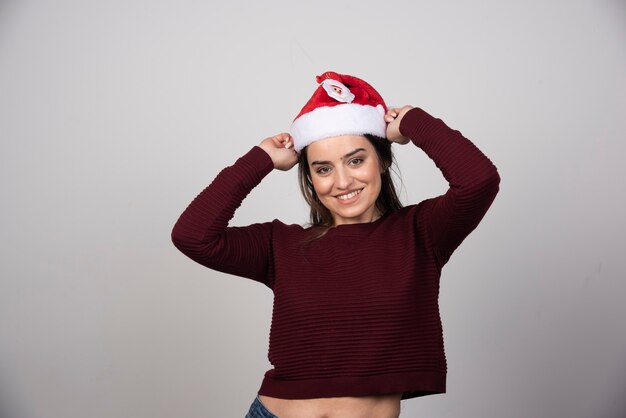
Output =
[
  {"x1": 384, "y1": 113, "x2": 398, "y2": 123},
  {"x1": 270, "y1": 133, "x2": 288, "y2": 147},
  {"x1": 385, "y1": 110, "x2": 399, "y2": 121},
  {"x1": 278, "y1": 133, "x2": 293, "y2": 148},
  {"x1": 389, "y1": 105, "x2": 412, "y2": 116}
]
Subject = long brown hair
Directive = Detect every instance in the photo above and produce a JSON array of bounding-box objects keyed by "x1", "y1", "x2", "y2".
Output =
[{"x1": 297, "y1": 134, "x2": 403, "y2": 229}]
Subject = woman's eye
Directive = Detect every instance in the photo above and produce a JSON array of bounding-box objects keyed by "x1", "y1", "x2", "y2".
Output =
[
  {"x1": 349, "y1": 158, "x2": 363, "y2": 166},
  {"x1": 316, "y1": 166, "x2": 331, "y2": 175}
]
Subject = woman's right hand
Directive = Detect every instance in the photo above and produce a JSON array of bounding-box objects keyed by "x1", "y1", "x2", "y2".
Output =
[{"x1": 258, "y1": 133, "x2": 299, "y2": 171}]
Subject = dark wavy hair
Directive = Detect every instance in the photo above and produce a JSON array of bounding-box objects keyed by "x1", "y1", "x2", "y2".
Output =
[{"x1": 297, "y1": 134, "x2": 403, "y2": 229}]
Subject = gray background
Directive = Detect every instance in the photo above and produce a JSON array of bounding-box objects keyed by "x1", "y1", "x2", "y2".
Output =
[{"x1": 1, "y1": 0, "x2": 625, "y2": 417}]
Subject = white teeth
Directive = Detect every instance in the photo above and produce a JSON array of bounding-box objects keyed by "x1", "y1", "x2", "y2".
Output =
[{"x1": 337, "y1": 189, "x2": 362, "y2": 200}]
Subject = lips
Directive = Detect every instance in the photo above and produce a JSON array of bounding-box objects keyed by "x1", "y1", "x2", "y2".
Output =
[{"x1": 336, "y1": 188, "x2": 363, "y2": 201}]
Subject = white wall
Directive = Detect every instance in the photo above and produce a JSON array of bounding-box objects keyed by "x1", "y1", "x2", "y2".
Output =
[{"x1": 1, "y1": 1, "x2": 625, "y2": 417}]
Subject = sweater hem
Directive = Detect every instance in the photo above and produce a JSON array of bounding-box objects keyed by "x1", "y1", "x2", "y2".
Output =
[{"x1": 257, "y1": 370, "x2": 446, "y2": 400}]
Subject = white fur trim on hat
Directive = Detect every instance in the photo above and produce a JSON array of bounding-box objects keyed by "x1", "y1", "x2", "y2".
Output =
[{"x1": 290, "y1": 103, "x2": 386, "y2": 152}]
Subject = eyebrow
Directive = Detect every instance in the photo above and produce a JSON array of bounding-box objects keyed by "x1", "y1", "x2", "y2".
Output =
[{"x1": 310, "y1": 148, "x2": 366, "y2": 166}]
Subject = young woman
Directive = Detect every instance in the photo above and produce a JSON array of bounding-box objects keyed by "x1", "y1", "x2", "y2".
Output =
[{"x1": 172, "y1": 71, "x2": 500, "y2": 418}]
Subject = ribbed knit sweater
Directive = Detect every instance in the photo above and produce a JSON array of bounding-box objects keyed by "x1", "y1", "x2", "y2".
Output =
[{"x1": 171, "y1": 107, "x2": 500, "y2": 400}]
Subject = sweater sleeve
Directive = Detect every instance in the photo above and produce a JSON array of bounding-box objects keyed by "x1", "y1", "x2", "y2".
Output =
[
  {"x1": 171, "y1": 146, "x2": 276, "y2": 286},
  {"x1": 399, "y1": 107, "x2": 500, "y2": 268}
]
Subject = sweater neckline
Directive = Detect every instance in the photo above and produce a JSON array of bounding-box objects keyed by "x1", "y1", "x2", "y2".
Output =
[{"x1": 325, "y1": 212, "x2": 389, "y2": 234}]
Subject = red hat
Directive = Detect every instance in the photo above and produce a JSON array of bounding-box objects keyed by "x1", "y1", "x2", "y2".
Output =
[{"x1": 290, "y1": 71, "x2": 388, "y2": 152}]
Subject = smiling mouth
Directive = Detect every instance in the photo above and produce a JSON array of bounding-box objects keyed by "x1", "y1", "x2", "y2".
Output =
[{"x1": 336, "y1": 189, "x2": 363, "y2": 201}]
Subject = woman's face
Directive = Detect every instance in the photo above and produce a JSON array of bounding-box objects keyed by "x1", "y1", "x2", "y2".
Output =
[{"x1": 306, "y1": 135, "x2": 383, "y2": 226}]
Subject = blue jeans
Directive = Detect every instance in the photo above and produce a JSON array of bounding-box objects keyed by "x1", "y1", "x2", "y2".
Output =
[{"x1": 245, "y1": 396, "x2": 278, "y2": 418}]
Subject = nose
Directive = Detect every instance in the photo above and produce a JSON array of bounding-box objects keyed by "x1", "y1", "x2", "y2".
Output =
[{"x1": 334, "y1": 166, "x2": 353, "y2": 190}]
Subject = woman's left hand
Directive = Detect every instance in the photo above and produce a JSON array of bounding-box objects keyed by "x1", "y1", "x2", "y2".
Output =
[{"x1": 385, "y1": 105, "x2": 413, "y2": 144}]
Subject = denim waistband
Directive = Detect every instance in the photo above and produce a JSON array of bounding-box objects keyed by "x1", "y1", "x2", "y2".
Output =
[{"x1": 245, "y1": 396, "x2": 278, "y2": 418}]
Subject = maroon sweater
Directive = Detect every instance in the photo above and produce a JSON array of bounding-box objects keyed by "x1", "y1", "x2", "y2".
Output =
[{"x1": 171, "y1": 108, "x2": 500, "y2": 400}]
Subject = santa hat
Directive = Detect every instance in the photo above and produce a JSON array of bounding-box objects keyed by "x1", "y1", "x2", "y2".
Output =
[{"x1": 290, "y1": 71, "x2": 388, "y2": 152}]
